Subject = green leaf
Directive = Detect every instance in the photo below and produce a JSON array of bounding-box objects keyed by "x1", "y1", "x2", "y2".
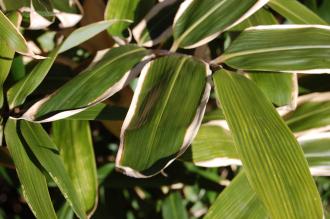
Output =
[
  {"x1": 19, "y1": 45, "x2": 148, "y2": 122},
  {"x1": 229, "y1": 8, "x2": 277, "y2": 31},
  {"x1": 4, "y1": 119, "x2": 57, "y2": 219},
  {"x1": 0, "y1": 11, "x2": 21, "y2": 108},
  {"x1": 52, "y1": 120, "x2": 97, "y2": 216},
  {"x1": 284, "y1": 92, "x2": 330, "y2": 136},
  {"x1": 19, "y1": 121, "x2": 86, "y2": 219},
  {"x1": 204, "y1": 171, "x2": 267, "y2": 219},
  {"x1": 180, "y1": 121, "x2": 240, "y2": 167},
  {"x1": 7, "y1": 21, "x2": 119, "y2": 109},
  {"x1": 0, "y1": 10, "x2": 37, "y2": 57},
  {"x1": 248, "y1": 72, "x2": 298, "y2": 108},
  {"x1": 213, "y1": 69, "x2": 323, "y2": 218},
  {"x1": 171, "y1": 0, "x2": 268, "y2": 49},
  {"x1": 133, "y1": 0, "x2": 182, "y2": 47},
  {"x1": 268, "y1": 0, "x2": 327, "y2": 25},
  {"x1": 213, "y1": 25, "x2": 330, "y2": 73},
  {"x1": 116, "y1": 55, "x2": 211, "y2": 177},
  {"x1": 67, "y1": 103, "x2": 127, "y2": 121},
  {"x1": 104, "y1": 0, "x2": 139, "y2": 41},
  {"x1": 162, "y1": 192, "x2": 188, "y2": 219}
]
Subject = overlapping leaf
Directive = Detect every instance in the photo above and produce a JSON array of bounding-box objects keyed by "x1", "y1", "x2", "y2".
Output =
[
  {"x1": 116, "y1": 55, "x2": 211, "y2": 177},
  {"x1": 213, "y1": 25, "x2": 330, "y2": 73},
  {"x1": 7, "y1": 20, "x2": 120, "y2": 109},
  {"x1": 4, "y1": 119, "x2": 57, "y2": 219},
  {"x1": 172, "y1": 0, "x2": 269, "y2": 49},
  {"x1": 19, "y1": 45, "x2": 149, "y2": 122},
  {"x1": 52, "y1": 120, "x2": 97, "y2": 216},
  {"x1": 20, "y1": 121, "x2": 86, "y2": 219},
  {"x1": 213, "y1": 69, "x2": 323, "y2": 218}
]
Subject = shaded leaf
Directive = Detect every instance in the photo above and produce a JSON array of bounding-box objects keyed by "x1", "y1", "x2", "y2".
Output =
[
  {"x1": 52, "y1": 120, "x2": 98, "y2": 216},
  {"x1": 162, "y1": 192, "x2": 188, "y2": 219},
  {"x1": 213, "y1": 25, "x2": 330, "y2": 73},
  {"x1": 213, "y1": 69, "x2": 323, "y2": 218},
  {"x1": 116, "y1": 55, "x2": 211, "y2": 177},
  {"x1": 20, "y1": 121, "x2": 86, "y2": 219},
  {"x1": 4, "y1": 119, "x2": 57, "y2": 219},
  {"x1": 172, "y1": 0, "x2": 269, "y2": 49}
]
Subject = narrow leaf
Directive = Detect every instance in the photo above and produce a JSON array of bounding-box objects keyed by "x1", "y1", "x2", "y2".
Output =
[
  {"x1": 7, "y1": 21, "x2": 119, "y2": 109},
  {"x1": 268, "y1": 0, "x2": 327, "y2": 24},
  {"x1": 52, "y1": 120, "x2": 98, "y2": 216},
  {"x1": 19, "y1": 45, "x2": 148, "y2": 122},
  {"x1": 213, "y1": 25, "x2": 330, "y2": 73},
  {"x1": 0, "y1": 11, "x2": 21, "y2": 108},
  {"x1": 4, "y1": 119, "x2": 57, "y2": 219},
  {"x1": 0, "y1": 10, "x2": 37, "y2": 57},
  {"x1": 213, "y1": 69, "x2": 323, "y2": 218},
  {"x1": 116, "y1": 55, "x2": 211, "y2": 177},
  {"x1": 20, "y1": 121, "x2": 86, "y2": 219},
  {"x1": 172, "y1": 0, "x2": 269, "y2": 49}
]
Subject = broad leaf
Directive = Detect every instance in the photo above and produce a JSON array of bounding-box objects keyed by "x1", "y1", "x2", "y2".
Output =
[
  {"x1": 4, "y1": 119, "x2": 57, "y2": 219},
  {"x1": 284, "y1": 92, "x2": 330, "y2": 136},
  {"x1": 116, "y1": 55, "x2": 211, "y2": 177},
  {"x1": 171, "y1": 0, "x2": 269, "y2": 49},
  {"x1": 7, "y1": 21, "x2": 118, "y2": 109},
  {"x1": 268, "y1": 0, "x2": 327, "y2": 24},
  {"x1": 0, "y1": 12, "x2": 21, "y2": 108},
  {"x1": 20, "y1": 45, "x2": 148, "y2": 122},
  {"x1": 52, "y1": 120, "x2": 97, "y2": 216},
  {"x1": 204, "y1": 171, "x2": 267, "y2": 219},
  {"x1": 0, "y1": 10, "x2": 37, "y2": 57},
  {"x1": 20, "y1": 121, "x2": 86, "y2": 219},
  {"x1": 213, "y1": 25, "x2": 330, "y2": 73},
  {"x1": 133, "y1": 0, "x2": 181, "y2": 47},
  {"x1": 162, "y1": 192, "x2": 188, "y2": 219},
  {"x1": 213, "y1": 69, "x2": 323, "y2": 218}
]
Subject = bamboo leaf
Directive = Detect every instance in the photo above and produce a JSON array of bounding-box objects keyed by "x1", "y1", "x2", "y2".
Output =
[
  {"x1": 19, "y1": 121, "x2": 86, "y2": 219},
  {"x1": 213, "y1": 69, "x2": 323, "y2": 218},
  {"x1": 0, "y1": 11, "x2": 21, "y2": 108},
  {"x1": 213, "y1": 25, "x2": 330, "y2": 73},
  {"x1": 7, "y1": 20, "x2": 119, "y2": 109},
  {"x1": 133, "y1": 0, "x2": 181, "y2": 47},
  {"x1": 204, "y1": 171, "x2": 267, "y2": 219},
  {"x1": 171, "y1": 0, "x2": 269, "y2": 49},
  {"x1": 18, "y1": 45, "x2": 148, "y2": 122},
  {"x1": 52, "y1": 120, "x2": 97, "y2": 216},
  {"x1": 116, "y1": 55, "x2": 211, "y2": 178},
  {"x1": 4, "y1": 119, "x2": 57, "y2": 219},
  {"x1": 284, "y1": 92, "x2": 330, "y2": 136},
  {"x1": 268, "y1": 0, "x2": 327, "y2": 24},
  {"x1": 162, "y1": 192, "x2": 188, "y2": 219},
  {"x1": 104, "y1": 0, "x2": 139, "y2": 42},
  {"x1": 0, "y1": 10, "x2": 38, "y2": 57}
]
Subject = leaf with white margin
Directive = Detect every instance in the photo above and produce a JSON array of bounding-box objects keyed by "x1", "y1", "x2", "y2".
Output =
[
  {"x1": 133, "y1": 0, "x2": 182, "y2": 47},
  {"x1": 212, "y1": 25, "x2": 330, "y2": 73},
  {"x1": 171, "y1": 0, "x2": 269, "y2": 50},
  {"x1": 284, "y1": 92, "x2": 330, "y2": 136},
  {"x1": 0, "y1": 10, "x2": 40, "y2": 58},
  {"x1": 7, "y1": 20, "x2": 123, "y2": 109},
  {"x1": 116, "y1": 54, "x2": 211, "y2": 178},
  {"x1": 17, "y1": 45, "x2": 149, "y2": 122},
  {"x1": 213, "y1": 69, "x2": 323, "y2": 218}
]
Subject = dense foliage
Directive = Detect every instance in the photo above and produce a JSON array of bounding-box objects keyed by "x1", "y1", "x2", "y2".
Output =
[{"x1": 0, "y1": 0, "x2": 329, "y2": 218}]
